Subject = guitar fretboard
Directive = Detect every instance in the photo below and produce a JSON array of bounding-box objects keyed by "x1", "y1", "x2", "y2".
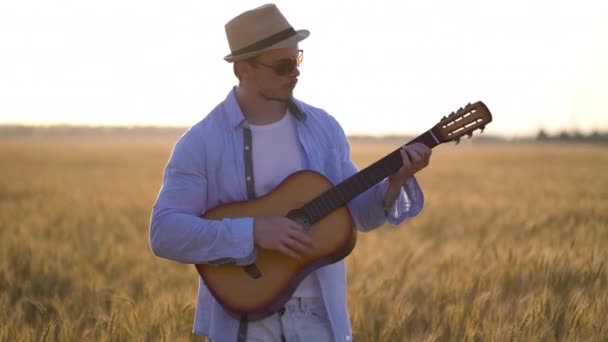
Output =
[{"x1": 301, "y1": 130, "x2": 439, "y2": 224}]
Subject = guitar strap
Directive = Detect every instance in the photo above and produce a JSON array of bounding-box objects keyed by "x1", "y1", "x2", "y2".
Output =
[{"x1": 237, "y1": 315, "x2": 248, "y2": 342}]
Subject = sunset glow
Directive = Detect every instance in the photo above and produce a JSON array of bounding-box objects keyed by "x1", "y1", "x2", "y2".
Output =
[{"x1": 1, "y1": 0, "x2": 606, "y2": 137}]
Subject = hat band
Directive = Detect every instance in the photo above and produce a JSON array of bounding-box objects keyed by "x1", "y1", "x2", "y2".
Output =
[{"x1": 231, "y1": 28, "x2": 297, "y2": 56}]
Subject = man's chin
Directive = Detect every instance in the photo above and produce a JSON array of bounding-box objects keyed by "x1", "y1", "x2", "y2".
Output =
[{"x1": 261, "y1": 91, "x2": 293, "y2": 103}]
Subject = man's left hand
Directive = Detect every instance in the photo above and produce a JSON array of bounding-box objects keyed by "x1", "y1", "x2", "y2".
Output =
[
  {"x1": 389, "y1": 143, "x2": 432, "y2": 184},
  {"x1": 383, "y1": 143, "x2": 432, "y2": 212}
]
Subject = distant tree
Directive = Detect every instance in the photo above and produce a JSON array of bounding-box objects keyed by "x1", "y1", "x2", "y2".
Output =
[
  {"x1": 536, "y1": 128, "x2": 549, "y2": 141},
  {"x1": 558, "y1": 131, "x2": 571, "y2": 141},
  {"x1": 572, "y1": 129, "x2": 584, "y2": 140},
  {"x1": 589, "y1": 130, "x2": 600, "y2": 141}
]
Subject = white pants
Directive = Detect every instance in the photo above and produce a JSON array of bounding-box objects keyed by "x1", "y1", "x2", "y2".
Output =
[{"x1": 211, "y1": 297, "x2": 333, "y2": 342}]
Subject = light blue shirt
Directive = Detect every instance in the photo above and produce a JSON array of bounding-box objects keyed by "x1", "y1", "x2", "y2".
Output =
[{"x1": 149, "y1": 87, "x2": 424, "y2": 342}]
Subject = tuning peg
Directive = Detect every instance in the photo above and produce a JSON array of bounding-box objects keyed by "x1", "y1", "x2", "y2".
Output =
[
  {"x1": 455, "y1": 137, "x2": 461, "y2": 144},
  {"x1": 467, "y1": 132, "x2": 473, "y2": 139},
  {"x1": 442, "y1": 116, "x2": 447, "y2": 120},
  {"x1": 467, "y1": 102, "x2": 471, "y2": 107},
  {"x1": 480, "y1": 125, "x2": 485, "y2": 133}
]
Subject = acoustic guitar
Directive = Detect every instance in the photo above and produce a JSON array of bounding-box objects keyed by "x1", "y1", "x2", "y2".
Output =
[{"x1": 195, "y1": 101, "x2": 493, "y2": 320}]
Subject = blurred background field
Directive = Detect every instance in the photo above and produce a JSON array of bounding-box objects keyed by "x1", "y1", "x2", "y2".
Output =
[{"x1": 0, "y1": 134, "x2": 607, "y2": 341}]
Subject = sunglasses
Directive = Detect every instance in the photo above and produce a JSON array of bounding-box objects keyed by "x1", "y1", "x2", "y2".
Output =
[{"x1": 253, "y1": 49, "x2": 304, "y2": 76}]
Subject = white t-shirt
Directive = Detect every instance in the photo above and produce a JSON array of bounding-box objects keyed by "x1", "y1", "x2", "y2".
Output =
[{"x1": 249, "y1": 112, "x2": 322, "y2": 298}]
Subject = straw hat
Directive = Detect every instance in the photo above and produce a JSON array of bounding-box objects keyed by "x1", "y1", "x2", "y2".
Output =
[{"x1": 223, "y1": 4, "x2": 310, "y2": 62}]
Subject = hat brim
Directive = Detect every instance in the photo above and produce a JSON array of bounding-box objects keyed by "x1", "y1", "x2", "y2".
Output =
[{"x1": 224, "y1": 29, "x2": 310, "y2": 63}]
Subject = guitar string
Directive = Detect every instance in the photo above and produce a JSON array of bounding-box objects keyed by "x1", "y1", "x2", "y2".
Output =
[{"x1": 303, "y1": 130, "x2": 439, "y2": 225}]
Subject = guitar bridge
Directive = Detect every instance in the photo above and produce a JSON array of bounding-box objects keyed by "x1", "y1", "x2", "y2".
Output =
[{"x1": 243, "y1": 263, "x2": 262, "y2": 279}]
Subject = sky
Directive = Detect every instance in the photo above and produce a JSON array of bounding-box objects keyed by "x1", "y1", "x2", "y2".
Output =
[{"x1": 0, "y1": 0, "x2": 607, "y2": 137}]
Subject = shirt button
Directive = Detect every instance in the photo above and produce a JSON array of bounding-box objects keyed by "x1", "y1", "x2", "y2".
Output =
[
  {"x1": 245, "y1": 145, "x2": 250, "y2": 151},
  {"x1": 246, "y1": 176, "x2": 252, "y2": 182}
]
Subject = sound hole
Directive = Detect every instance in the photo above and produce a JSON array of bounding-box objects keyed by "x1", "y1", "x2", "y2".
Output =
[{"x1": 287, "y1": 209, "x2": 311, "y2": 232}]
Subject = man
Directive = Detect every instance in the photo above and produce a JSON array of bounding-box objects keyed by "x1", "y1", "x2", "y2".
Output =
[{"x1": 150, "y1": 3, "x2": 431, "y2": 342}]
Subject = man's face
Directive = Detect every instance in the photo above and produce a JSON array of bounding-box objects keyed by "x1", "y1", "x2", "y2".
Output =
[{"x1": 247, "y1": 48, "x2": 302, "y2": 102}]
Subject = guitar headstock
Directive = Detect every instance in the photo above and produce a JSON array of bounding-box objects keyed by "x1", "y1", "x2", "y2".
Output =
[{"x1": 431, "y1": 101, "x2": 493, "y2": 144}]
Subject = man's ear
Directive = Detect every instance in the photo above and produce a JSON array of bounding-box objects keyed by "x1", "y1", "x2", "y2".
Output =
[{"x1": 234, "y1": 60, "x2": 254, "y2": 81}]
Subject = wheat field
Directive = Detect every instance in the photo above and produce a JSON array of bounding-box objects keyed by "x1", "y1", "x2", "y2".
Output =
[{"x1": 1, "y1": 136, "x2": 607, "y2": 342}]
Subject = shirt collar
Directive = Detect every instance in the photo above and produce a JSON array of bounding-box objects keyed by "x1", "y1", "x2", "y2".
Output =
[{"x1": 224, "y1": 87, "x2": 307, "y2": 129}]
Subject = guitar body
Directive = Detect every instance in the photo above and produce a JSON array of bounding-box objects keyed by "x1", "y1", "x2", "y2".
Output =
[
  {"x1": 193, "y1": 100, "x2": 493, "y2": 320},
  {"x1": 195, "y1": 170, "x2": 356, "y2": 320}
]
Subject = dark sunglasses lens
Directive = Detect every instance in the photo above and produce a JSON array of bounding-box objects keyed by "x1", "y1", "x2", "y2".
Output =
[{"x1": 275, "y1": 60, "x2": 296, "y2": 76}]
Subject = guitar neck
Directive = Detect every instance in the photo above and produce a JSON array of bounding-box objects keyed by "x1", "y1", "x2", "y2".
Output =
[{"x1": 301, "y1": 130, "x2": 440, "y2": 224}]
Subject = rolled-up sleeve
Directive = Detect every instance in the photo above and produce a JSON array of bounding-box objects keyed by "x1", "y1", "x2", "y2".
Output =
[
  {"x1": 381, "y1": 176, "x2": 424, "y2": 225},
  {"x1": 342, "y1": 162, "x2": 424, "y2": 231},
  {"x1": 329, "y1": 118, "x2": 424, "y2": 231}
]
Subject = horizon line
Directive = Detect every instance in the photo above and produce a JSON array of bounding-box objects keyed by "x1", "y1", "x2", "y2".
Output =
[{"x1": 1, "y1": 122, "x2": 606, "y2": 139}]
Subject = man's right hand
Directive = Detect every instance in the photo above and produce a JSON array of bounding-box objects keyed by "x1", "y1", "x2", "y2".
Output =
[{"x1": 253, "y1": 217, "x2": 314, "y2": 260}]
